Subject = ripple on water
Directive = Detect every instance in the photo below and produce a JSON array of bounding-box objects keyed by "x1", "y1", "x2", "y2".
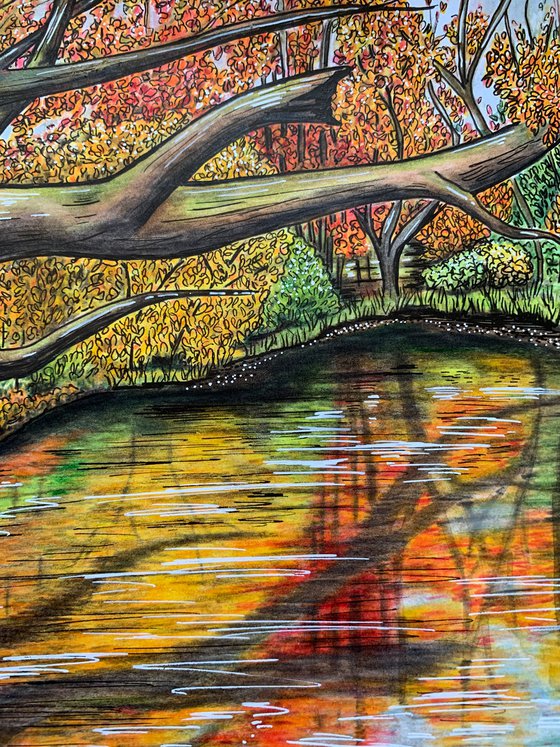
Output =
[{"x1": 0, "y1": 327, "x2": 558, "y2": 746}]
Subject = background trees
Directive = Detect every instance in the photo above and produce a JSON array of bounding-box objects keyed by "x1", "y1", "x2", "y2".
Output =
[{"x1": 0, "y1": 0, "x2": 558, "y2": 437}]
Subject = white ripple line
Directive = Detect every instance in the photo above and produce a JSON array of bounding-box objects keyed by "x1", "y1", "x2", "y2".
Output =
[{"x1": 82, "y1": 481, "x2": 340, "y2": 503}]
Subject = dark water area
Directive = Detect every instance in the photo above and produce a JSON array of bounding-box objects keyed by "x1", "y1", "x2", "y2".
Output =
[{"x1": 1, "y1": 324, "x2": 560, "y2": 746}]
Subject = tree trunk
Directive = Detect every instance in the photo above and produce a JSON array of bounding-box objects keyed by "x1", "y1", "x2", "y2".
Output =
[
  {"x1": 510, "y1": 177, "x2": 544, "y2": 283},
  {"x1": 378, "y1": 248, "x2": 400, "y2": 297},
  {"x1": 355, "y1": 257, "x2": 362, "y2": 283}
]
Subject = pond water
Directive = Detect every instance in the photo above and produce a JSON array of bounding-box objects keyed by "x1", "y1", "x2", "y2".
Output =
[{"x1": 1, "y1": 324, "x2": 560, "y2": 747}]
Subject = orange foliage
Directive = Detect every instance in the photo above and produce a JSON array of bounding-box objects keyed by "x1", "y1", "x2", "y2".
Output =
[
  {"x1": 485, "y1": 28, "x2": 560, "y2": 145},
  {"x1": 0, "y1": 0, "x2": 546, "y2": 438},
  {"x1": 329, "y1": 212, "x2": 368, "y2": 259},
  {"x1": 419, "y1": 182, "x2": 514, "y2": 258}
]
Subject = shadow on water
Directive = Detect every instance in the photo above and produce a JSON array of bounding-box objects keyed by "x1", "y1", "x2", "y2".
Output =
[{"x1": 0, "y1": 325, "x2": 560, "y2": 745}]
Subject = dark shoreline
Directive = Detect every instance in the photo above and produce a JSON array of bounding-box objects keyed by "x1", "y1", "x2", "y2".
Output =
[
  {"x1": 179, "y1": 311, "x2": 560, "y2": 394},
  {"x1": 1, "y1": 312, "x2": 559, "y2": 451}
]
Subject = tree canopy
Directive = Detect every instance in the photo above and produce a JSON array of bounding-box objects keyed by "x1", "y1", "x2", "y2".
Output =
[{"x1": 0, "y1": 0, "x2": 558, "y2": 398}]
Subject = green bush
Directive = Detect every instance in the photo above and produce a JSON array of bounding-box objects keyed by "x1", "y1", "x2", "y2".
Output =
[
  {"x1": 423, "y1": 240, "x2": 533, "y2": 291},
  {"x1": 259, "y1": 235, "x2": 341, "y2": 332}
]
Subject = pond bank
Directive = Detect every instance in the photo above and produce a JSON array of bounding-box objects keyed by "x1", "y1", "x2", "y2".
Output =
[
  {"x1": 2, "y1": 311, "x2": 560, "y2": 448},
  {"x1": 180, "y1": 311, "x2": 560, "y2": 394}
]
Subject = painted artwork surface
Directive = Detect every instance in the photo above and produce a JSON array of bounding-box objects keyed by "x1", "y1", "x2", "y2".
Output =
[{"x1": 1, "y1": 1, "x2": 560, "y2": 745}]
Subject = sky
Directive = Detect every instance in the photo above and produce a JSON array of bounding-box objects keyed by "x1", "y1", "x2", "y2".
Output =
[{"x1": 429, "y1": 0, "x2": 558, "y2": 29}]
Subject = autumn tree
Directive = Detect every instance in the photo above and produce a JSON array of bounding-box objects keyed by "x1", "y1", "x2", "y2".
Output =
[
  {"x1": 331, "y1": 10, "x2": 448, "y2": 296},
  {"x1": 0, "y1": 0, "x2": 557, "y2": 376},
  {"x1": 424, "y1": 0, "x2": 560, "y2": 279},
  {"x1": 252, "y1": 2, "x2": 543, "y2": 294}
]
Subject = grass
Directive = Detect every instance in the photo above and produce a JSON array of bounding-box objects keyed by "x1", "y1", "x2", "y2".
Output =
[
  {"x1": 414, "y1": 284, "x2": 559, "y2": 325},
  {"x1": 243, "y1": 282, "x2": 560, "y2": 360}
]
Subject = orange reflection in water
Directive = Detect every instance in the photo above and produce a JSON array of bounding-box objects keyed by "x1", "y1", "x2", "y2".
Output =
[{"x1": 0, "y1": 330, "x2": 559, "y2": 747}]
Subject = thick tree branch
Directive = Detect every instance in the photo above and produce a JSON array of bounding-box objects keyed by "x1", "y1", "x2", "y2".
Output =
[
  {"x1": 355, "y1": 208, "x2": 382, "y2": 254},
  {"x1": 426, "y1": 172, "x2": 558, "y2": 244},
  {"x1": 131, "y1": 124, "x2": 558, "y2": 258},
  {"x1": 382, "y1": 200, "x2": 403, "y2": 247},
  {"x1": 100, "y1": 67, "x2": 349, "y2": 234},
  {"x1": 0, "y1": 0, "x2": 76, "y2": 134},
  {"x1": 0, "y1": 289, "x2": 251, "y2": 380},
  {"x1": 0, "y1": 123, "x2": 553, "y2": 262},
  {"x1": 0, "y1": 68, "x2": 344, "y2": 253},
  {"x1": 391, "y1": 199, "x2": 440, "y2": 256},
  {"x1": 0, "y1": 4, "x2": 409, "y2": 107}
]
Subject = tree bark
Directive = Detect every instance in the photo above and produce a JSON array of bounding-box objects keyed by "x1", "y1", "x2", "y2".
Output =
[
  {"x1": 0, "y1": 0, "x2": 77, "y2": 135},
  {"x1": 96, "y1": 67, "x2": 347, "y2": 236},
  {"x1": 0, "y1": 123, "x2": 555, "y2": 263},
  {"x1": 0, "y1": 0, "x2": 103, "y2": 69},
  {"x1": 0, "y1": 67, "x2": 346, "y2": 255},
  {"x1": 0, "y1": 4, "x2": 397, "y2": 107},
  {"x1": 379, "y1": 249, "x2": 400, "y2": 297},
  {"x1": 136, "y1": 124, "x2": 558, "y2": 259}
]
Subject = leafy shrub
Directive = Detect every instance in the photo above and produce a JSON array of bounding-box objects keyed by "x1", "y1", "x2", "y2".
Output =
[
  {"x1": 422, "y1": 240, "x2": 533, "y2": 291},
  {"x1": 259, "y1": 236, "x2": 341, "y2": 333},
  {"x1": 483, "y1": 241, "x2": 534, "y2": 287}
]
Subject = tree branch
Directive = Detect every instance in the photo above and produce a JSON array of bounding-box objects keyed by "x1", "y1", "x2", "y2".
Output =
[
  {"x1": 524, "y1": 0, "x2": 534, "y2": 45},
  {"x1": 466, "y1": 0, "x2": 513, "y2": 84},
  {"x1": 32, "y1": 0, "x2": 76, "y2": 68},
  {"x1": 130, "y1": 124, "x2": 557, "y2": 258},
  {"x1": 457, "y1": 0, "x2": 469, "y2": 83},
  {"x1": 0, "y1": 0, "x2": 76, "y2": 134},
  {"x1": 391, "y1": 199, "x2": 440, "y2": 256},
  {"x1": 0, "y1": 289, "x2": 252, "y2": 380},
  {"x1": 431, "y1": 57, "x2": 468, "y2": 104},
  {"x1": 0, "y1": 0, "x2": 102, "y2": 70},
  {"x1": 382, "y1": 200, "x2": 403, "y2": 247},
  {"x1": 428, "y1": 79, "x2": 459, "y2": 146},
  {"x1": 504, "y1": 10, "x2": 520, "y2": 74},
  {"x1": 427, "y1": 172, "x2": 559, "y2": 244},
  {"x1": 355, "y1": 207, "x2": 382, "y2": 254},
  {"x1": 382, "y1": 88, "x2": 404, "y2": 160},
  {"x1": 99, "y1": 67, "x2": 349, "y2": 235},
  {"x1": 0, "y1": 4, "x2": 409, "y2": 107},
  {"x1": 0, "y1": 123, "x2": 553, "y2": 262}
]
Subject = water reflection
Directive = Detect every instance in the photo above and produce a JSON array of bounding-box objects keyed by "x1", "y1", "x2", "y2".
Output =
[{"x1": 0, "y1": 325, "x2": 559, "y2": 746}]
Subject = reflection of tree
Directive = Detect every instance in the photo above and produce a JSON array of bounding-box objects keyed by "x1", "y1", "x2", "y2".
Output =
[
  {"x1": 413, "y1": 353, "x2": 554, "y2": 711},
  {"x1": 1, "y1": 348, "x2": 558, "y2": 740}
]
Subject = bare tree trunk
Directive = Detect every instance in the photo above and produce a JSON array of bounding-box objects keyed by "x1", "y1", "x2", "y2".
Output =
[{"x1": 355, "y1": 257, "x2": 362, "y2": 283}]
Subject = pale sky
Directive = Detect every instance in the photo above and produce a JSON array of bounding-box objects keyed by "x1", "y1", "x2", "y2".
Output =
[{"x1": 428, "y1": 0, "x2": 558, "y2": 33}]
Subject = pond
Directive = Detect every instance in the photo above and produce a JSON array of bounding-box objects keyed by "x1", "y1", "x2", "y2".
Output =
[{"x1": 1, "y1": 323, "x2": 560, "y2": 747}]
